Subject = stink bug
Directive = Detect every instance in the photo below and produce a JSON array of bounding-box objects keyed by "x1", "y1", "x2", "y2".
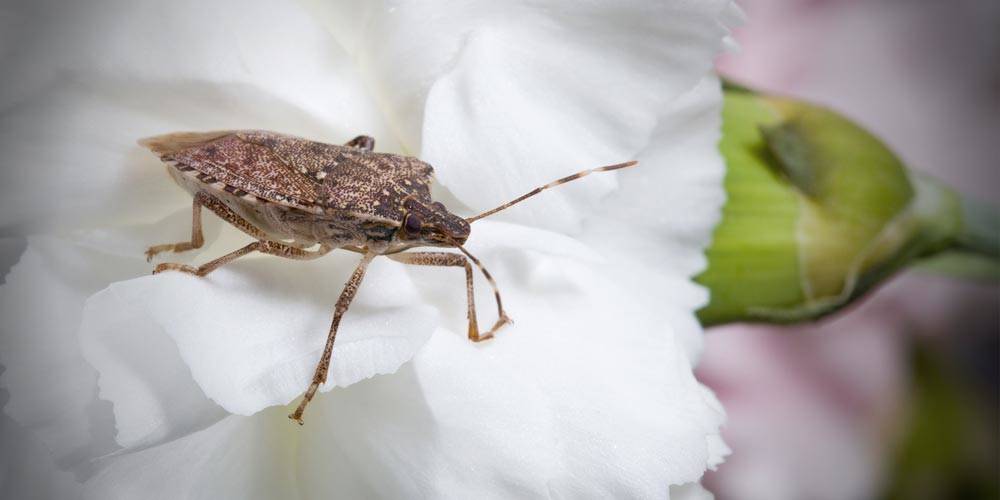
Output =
[{"x1": 139, "y1": 130, "x2": 636, "y2": 424}]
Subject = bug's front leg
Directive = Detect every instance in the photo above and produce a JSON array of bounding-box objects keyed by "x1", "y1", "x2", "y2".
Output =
[
  {"x1": 290, "y1": 252, "x2": 376, "y2": 425},
  {"x1": 387, "y1": 252, "x2": 511, "y2": 342}
]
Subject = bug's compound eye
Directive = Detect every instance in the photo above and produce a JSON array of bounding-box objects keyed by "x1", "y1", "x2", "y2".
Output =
[
  {"x1": 431, "y1": 201, "x2": 446, "y2": 211},
  {"x1": 403, "y1": 213, "x2": 423, "y2": 236}
]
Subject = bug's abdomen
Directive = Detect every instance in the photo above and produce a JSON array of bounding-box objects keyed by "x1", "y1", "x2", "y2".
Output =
[{"x1": 165, "y1": 164, "x2": 313, "y2": 243}]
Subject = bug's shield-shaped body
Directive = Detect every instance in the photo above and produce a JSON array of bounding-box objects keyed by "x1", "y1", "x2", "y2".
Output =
[
  {"x1": 140, "y1": 129, "x2": 630, "y2": 424},
  {"x1": 142, "y1": 130, "x2": 467, "y2": 254}
]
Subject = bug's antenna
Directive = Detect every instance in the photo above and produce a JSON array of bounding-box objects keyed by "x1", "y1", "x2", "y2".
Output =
[{"x1": 465, "y1": 160, "x2": 638, "y2": 223}]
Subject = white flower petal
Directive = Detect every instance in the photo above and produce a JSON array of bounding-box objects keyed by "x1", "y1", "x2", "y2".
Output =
[
  {"x1": 0, "y1": 412, "x2": 84, "y2": 500},
  {"x1": 83, "y1": 219, "x2": 728, "y2": 498},
  {"x1": 79, "y1": 287, "x2": 227, "y2": 451},
  {"x1": 91, "y1": 251, "x2": 438, "y2": 417},
  {"x1": 0, "y1": 237, "x2": 25, "y2": 283},
  {"x1": 0, "y1": 240, "x2": 124, "y2": 464},
  {"x1": 0, "y1": 0, "x2": 391, "y2": 231},
  {"x1": 0, "y1": 209, "x2": 219, "y2": 463},
  {"x1": 297, "y1": 334, "x2": 557, "y2": 499},
  {"x1": 309, "y1": 0, "x2": 737, "y2": 231},
  {"x1": 293, "y1": 222, "x2": 727, "y2": 497},
  {"x1": 83, "y1": 410, "x2": 296, "y2": 500},
  {"x1": 582, "y1": 75, "x2": 728, "y2": 362}
]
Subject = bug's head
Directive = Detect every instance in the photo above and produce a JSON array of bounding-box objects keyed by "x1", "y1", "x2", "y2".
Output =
[{"x1": 398, "y1": 198, "x2": 470, "y2": 247}]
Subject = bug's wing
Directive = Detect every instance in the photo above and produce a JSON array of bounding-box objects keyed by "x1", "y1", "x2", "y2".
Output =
[
  {"x1": 139, "y1": 130, "x2": 436, "y2": 219},
  {"x1": 138, "y1": 131, "x2": 236, "y2": 156},
  {"x1": 140, "y1": 130, "x2": 329, "y2": 212},
  {"x1": 232, "y1": 132, "x2": 436, "y2": 218}
]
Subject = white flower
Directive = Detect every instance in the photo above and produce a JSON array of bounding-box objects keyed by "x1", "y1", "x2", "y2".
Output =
[{"x1": 0, "y1": 0, "x2": 739, "y2": 498}]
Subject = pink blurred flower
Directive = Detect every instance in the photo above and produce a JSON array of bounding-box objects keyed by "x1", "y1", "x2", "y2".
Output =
[{"x1": 704, "y1": 0, "x2": 999, "y2": 499}]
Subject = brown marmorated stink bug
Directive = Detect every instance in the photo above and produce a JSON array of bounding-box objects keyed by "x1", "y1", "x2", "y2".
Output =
[{"x1": 139, "y1": 130, "x2": 636, "y2": 424}]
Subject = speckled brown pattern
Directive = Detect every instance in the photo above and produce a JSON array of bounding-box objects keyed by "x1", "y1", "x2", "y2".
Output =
[
  {"x1": 140, "y1": 130, "x2": 471, "y2": 254},
  {"x1": 144, "y1": 130, "x2": 434, "y2": 218}
]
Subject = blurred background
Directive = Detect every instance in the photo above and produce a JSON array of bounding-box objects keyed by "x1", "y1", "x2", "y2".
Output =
[{"x1": 701, "y1": 0, "x2": 999, "y2": 499}]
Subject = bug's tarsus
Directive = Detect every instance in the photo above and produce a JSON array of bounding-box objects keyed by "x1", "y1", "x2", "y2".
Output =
[{"x1": 465, "y1": 160, "x2": 638, "y2": 223}]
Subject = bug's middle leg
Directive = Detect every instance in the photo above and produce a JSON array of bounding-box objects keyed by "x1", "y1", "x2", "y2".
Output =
[
  {"x1": 289, "y1": 252, "x2": 375, "y2": 425},
  {"x1": 387, "y1": 252, "x2": 511, "y2": 342}
]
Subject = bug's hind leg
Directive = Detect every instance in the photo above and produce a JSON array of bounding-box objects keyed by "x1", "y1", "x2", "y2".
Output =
[
  {"x1": 388, "y1": 251, "x2": 511, "y2": 342},
  {"x1": 290, "y1": 252, "x2": 375, "y2": 425},
  {"x1": 344, "y1": 135, "x2": 375, "y2": 152},
  {"x1": 154, "y1": 239, "x2": 333, "y2": 277},
  {"x1": 152, "y1": 191, "x2": 330, "y2": 276},
  {"x1": 146, "y1": 191, "x2": 270, "y2": 262},
  {"x1": 145, "y1": 196, "x2": 206, "y2": 261},
  {"x1": 154, "y1": 242, "x2": 260, "y2": 276}
]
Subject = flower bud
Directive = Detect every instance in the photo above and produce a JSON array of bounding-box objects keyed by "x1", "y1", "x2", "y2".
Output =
[{"x1": 697, "y1": 84, "x2": 998, "y2": 326}]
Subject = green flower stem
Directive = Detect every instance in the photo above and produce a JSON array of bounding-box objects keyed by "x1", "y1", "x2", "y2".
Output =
[
  {"x1": 955, "y1": 193, "x2": 1000, "y2": 257},
  {"x1": 914, "y1": 187, "x2": 1000, "y2": 280},
  {"x1": 697, "y1": 86, "x2": 999, "y2": 327}
]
